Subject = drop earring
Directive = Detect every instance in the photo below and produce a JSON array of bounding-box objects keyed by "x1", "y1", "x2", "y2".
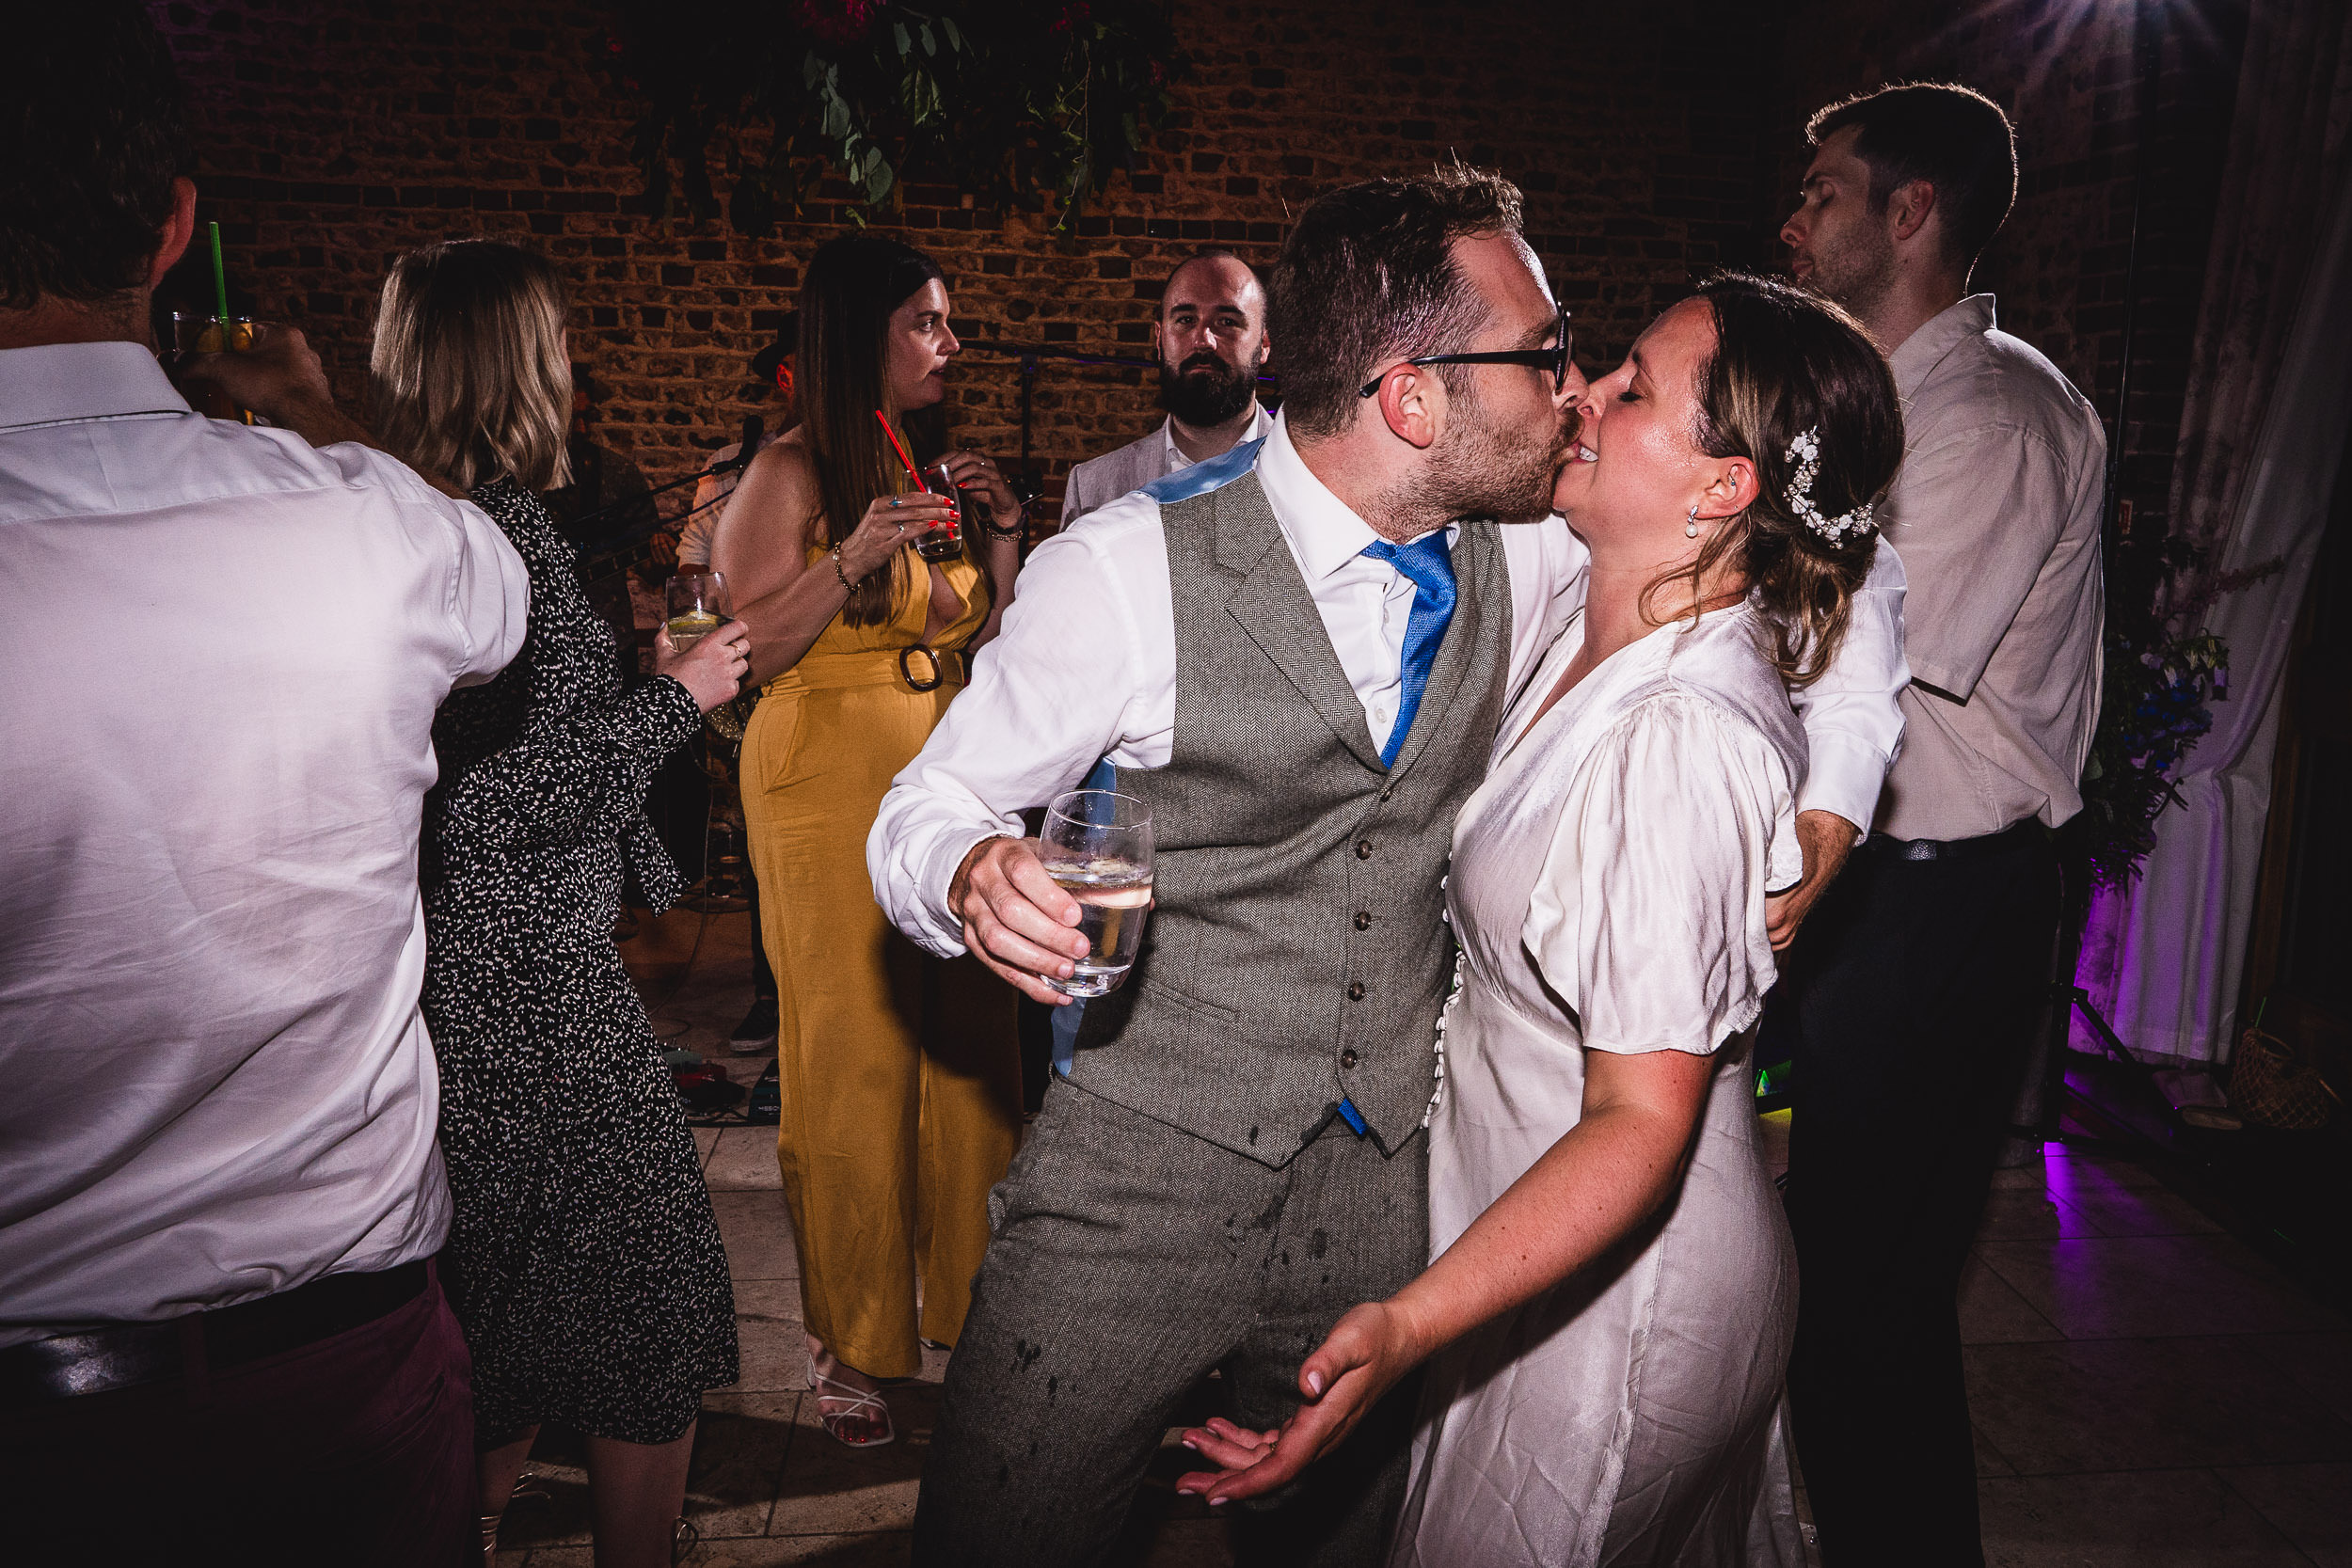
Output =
[{"x1": 1685, "y1": 504, "x2": 1701, "y2": 538}]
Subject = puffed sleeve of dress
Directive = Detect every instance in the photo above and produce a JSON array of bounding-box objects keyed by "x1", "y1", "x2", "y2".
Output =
[{"x1": 1521, "y1": 690, "x2": 1801, "y2": 1056}]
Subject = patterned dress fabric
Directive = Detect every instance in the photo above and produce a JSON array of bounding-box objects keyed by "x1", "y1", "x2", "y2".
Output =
[{"x1": 421, "y1": 480, "x2": 739, "y2": 1447}]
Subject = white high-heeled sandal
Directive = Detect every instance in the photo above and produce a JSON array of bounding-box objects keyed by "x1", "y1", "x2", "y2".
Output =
[{"x1": 808, "y1": 1357, "x2": 896, "y2": 1449}]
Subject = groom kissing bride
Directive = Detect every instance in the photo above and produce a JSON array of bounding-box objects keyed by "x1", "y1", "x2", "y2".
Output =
[{"x1": 870, "y1": 165, "x2": 1909, "y2": 1566}]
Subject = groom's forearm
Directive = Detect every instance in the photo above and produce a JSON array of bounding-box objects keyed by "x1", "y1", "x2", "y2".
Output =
[{"x1": 869, "y1": 779, "x2": 1013, "y2": 958}]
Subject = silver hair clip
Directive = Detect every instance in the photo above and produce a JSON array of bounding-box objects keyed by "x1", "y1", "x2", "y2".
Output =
[{"x1": 1783, "y1": 427, "x2": 1875, "y2": 544}]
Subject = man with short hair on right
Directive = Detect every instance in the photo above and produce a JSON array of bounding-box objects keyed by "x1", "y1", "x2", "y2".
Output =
[
  {"x1": 1058, "y1": 245, "x2": 1272, "y2": 524},
  {"x1": 1770, "y1": 82, "x2": 2106, "y2": 1564}
]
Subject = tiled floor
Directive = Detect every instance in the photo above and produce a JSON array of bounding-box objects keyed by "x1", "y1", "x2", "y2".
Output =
[{"x1": 490, "y1": 910, "x2": 2352, "y2": 1564}]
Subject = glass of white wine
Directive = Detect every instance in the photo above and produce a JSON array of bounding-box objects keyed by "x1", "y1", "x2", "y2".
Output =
[
  {"x1": 664, "y1": 569, "x2": 730, "y2": 652},
  {"x1": 1040, "y1": 789, "x2": 1153, "y2": 997}
]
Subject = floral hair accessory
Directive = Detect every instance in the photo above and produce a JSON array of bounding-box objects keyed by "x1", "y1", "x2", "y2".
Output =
[{"x1": 1783, "y1": 426, "x2": 1876, "y2": 544}]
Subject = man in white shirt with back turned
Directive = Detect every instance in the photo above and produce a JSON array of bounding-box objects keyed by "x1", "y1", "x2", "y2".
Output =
[
  {"x1": 1058, "y1": 246, "x2": 1274, "y2": 525},
  {"x1": 0, "y1": 9, "x2": 527, "y2": 1562},
  {"x1": 1767, "y1": 83, "x2": 2106, "y2": 1568}
]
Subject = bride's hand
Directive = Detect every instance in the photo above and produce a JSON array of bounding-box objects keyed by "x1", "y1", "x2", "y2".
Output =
[{"x1": 1172, "y1": 1300, "x2": 1422, "y2": 1505}]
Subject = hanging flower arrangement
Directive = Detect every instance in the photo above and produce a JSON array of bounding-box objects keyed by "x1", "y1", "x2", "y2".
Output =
[
  {"x1": 611, "y1": 1, "x2": 1184, "y2": 235},
  {"x1": 2076, "y1": 529, "x2": 2271, "y2": 890}
]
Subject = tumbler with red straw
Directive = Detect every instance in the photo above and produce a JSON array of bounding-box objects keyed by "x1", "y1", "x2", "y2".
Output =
[{"x1": 874, "y1": 410, "x2": 963, "y2": 562}]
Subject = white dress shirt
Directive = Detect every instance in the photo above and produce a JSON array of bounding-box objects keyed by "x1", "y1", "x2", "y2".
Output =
[
  {"x1": 1874, "y1": 294, "x2": 2106, "y2": 841},
  {"x1": 1060, "y1": 403, "x2": 1273, "y2": 524},
  {"x1": 871, "y1": 411, "x2": 1907, "y2": 956},
  {"x1": 0, "y1": 341, "x2": 529, "y2": 1345}
]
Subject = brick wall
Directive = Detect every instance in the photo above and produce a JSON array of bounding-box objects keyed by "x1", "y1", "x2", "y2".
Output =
[
  {"x1": 157, "y1": 0, "x2": 2244, "y2": 537},
  {"x1": 158, "y1": 0, "x2": 1788, "y2": 529}
]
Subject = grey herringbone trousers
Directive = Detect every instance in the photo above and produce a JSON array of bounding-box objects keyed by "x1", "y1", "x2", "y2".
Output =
[{"x1": 912, "y1": 1077, "x2": 1428, "y2": 1567}]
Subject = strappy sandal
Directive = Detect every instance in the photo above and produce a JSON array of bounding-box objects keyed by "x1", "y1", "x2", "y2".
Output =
[
  {"x1": 808, "y1": 1359, "x2": 896, "y2": 1449},
  {"x1": 480, "y1": 1468, "x2": 554, "y2": 1563}
]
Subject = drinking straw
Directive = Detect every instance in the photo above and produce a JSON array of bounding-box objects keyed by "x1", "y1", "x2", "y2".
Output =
[
  {"x1": 873, "y1": 409, "x2": 930, "y2": 491},
  {"x1": 207, "y1": 221, "x2": 229, "y2": 325}
]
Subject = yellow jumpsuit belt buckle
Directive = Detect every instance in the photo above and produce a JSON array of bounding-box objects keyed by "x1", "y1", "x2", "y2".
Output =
[{"x1": 898, "y1": 643, "x2": 959, "y2": 692}]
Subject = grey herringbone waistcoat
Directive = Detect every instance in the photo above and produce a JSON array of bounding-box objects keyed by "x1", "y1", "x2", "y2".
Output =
[{"x1": 1069, "y1": 468, "x2": 1512, "y2": 1166}]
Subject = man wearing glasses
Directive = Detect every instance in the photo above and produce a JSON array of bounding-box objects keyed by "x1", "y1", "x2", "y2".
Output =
[{"x1": 869, "y1": 168, "x2": 1906, "y2": 1567}]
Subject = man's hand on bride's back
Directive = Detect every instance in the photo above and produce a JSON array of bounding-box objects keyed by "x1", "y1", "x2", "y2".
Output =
[
  {"x1": 1172, "y1": 1301, "x2": 1419, "y2": 1504},
  {"x1": 1763, "y1": 808, "x2": 1860, "y2": 951},
  {"x1": 950, "y1": 835, "x2": 1091, "y2": 1006}
]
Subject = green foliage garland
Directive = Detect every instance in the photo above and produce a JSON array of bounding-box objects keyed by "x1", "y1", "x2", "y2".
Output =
[{"x1": 610, "y1": 1, "x2": 1184, "y2": 235}]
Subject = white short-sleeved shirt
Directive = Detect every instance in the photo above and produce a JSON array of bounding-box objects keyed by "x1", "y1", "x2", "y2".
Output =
[
  {"x1": 0, "y1": 341, "x2": 529, "y2": 1344},
  {"x1": 1876, "y1": 294, "x2": 2106, "y2": 841}
]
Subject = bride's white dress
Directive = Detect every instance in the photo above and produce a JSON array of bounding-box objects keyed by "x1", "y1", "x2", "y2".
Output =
[{"x1": 1393, "y1": 603, "x2": 1808, "y2": 1568}]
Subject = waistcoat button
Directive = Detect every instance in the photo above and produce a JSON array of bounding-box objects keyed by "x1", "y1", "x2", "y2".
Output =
[
  {"x1": 1355, "y1": 839, "x2": 1374, "y2": 860},
  {"x1": 1341, "y1": 1047, "x2": 1359, "y2": 1068},
  {"x1": 1347, "y1": 981, "x2": 1365, "y2": 1001},
  {"x1": 1354, "y1": 911, "x2": 1372, "y2": 930},
  {"x1": 1379, "y1": 784, "x2": 1393, "y2": 802}
]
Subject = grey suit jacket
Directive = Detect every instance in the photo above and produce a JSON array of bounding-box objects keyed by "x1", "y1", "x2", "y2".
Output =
[{"x1": 1060, "y1": 405, "x2": 1270, "y2": 524}]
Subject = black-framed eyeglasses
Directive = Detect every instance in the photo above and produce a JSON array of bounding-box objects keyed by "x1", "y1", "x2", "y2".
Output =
[{"x1": 1359, "y1": 302, "x2": 1574, "y2": 399}]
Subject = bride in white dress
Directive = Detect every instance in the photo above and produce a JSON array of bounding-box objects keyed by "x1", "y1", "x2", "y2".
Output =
[{"x1": 1177, "y1": 274, "x2": 1903, "y2": 1566}]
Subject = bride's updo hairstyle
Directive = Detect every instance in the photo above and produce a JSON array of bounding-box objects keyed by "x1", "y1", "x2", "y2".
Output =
[{"x1": 1677, "y1": 272, "x2": 1902, "y2": 686}]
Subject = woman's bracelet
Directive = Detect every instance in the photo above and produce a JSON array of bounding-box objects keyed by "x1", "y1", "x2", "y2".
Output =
[
  {"x1": 830, "y1": 545, "x2": 859, "y2": 593},
  {"x1": 977, "y1": 497, "x2": 1027, "y2": 541}
]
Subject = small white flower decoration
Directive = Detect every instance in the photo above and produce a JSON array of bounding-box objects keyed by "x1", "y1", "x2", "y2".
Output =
[{"x1": 1782, "y1": 425, "x2": 1875, "y2": 544}]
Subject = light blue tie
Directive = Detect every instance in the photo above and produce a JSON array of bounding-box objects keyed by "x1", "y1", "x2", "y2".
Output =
[{"x1": 1360, "y1": 533, "x2": 1458, "y2": 768}]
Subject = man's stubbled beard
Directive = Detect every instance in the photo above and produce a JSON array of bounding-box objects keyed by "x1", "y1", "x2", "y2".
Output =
[
  {"x1": 1801, "y1": 218, "x2": 1899, "y2": 324},
  {"x1": 1158, "y1": 349, "x2": 1260, "y2": 426},
  {"x1": 1424, "y1": 373, "x2": 1578, "y2": 522}
]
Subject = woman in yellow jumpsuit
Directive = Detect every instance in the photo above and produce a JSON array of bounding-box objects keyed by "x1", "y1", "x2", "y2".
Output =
[{"x1": 713, "y1": 235, "x2": 1023, "y2": 1448}]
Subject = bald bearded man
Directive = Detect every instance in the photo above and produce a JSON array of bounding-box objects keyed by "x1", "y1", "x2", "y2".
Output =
[{"x1": 1060, "y1": 246, "x2": 1273, "y2": 523}]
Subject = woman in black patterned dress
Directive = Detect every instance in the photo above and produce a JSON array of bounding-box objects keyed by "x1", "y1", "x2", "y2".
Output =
[{"x1": 373, "y1": 240, "x2": 748, "y2": 1568}]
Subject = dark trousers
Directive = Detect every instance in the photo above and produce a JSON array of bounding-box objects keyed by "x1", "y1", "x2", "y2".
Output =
[
  {"x1": 914, "y1": 1078, "x2": 1428, "y2": 1568},
  {"x1": 0, "y1": 1266, "x2": 478, "y2": 1567},
  {"x1": 1761, "y1": 824, "x2": 2058, "y2": 1568}
]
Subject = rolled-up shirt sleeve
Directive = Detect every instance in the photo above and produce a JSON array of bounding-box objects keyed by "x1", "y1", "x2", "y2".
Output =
[
  {"x1": 1788, "y1": 534, "x2": 1908, "y2": 832},
  {"x1": 869, "y1": 518, "x2": 1157, "y2": 957}
]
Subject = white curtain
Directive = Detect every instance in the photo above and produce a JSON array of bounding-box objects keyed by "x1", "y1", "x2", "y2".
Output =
[{"x1": 2075, "y1": 160, "x2": 2352, "y2": 1063}]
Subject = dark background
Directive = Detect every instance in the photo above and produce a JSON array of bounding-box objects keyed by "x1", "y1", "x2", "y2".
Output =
[{"x1": 155, "y1": 0, "x2": 2247, "y2": 531}]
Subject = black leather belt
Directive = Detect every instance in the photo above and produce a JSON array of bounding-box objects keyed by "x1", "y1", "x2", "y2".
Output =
[
  {"x1": 1863, "y1": 816, "x2": 2043, "y2": 863},
  {"x1": 0, "y1": 1260, "x2": 430, "y2": 1409}
]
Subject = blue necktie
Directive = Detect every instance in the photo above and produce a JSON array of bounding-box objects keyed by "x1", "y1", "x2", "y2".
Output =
[{"x1": 1361, "y1": 533, "x2": 1457, "y2": 768}]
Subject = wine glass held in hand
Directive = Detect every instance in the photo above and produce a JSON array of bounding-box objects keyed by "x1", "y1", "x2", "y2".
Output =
[
  {"x1": 1040, "y1": 790, "x2": 1153, "y2": 997},
  {"x1": 916, "y1": 462, "x2": 966, "y2": 562},
  {"x1": 665, "y1": 569, "x2": 730, "y2": 652}
]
